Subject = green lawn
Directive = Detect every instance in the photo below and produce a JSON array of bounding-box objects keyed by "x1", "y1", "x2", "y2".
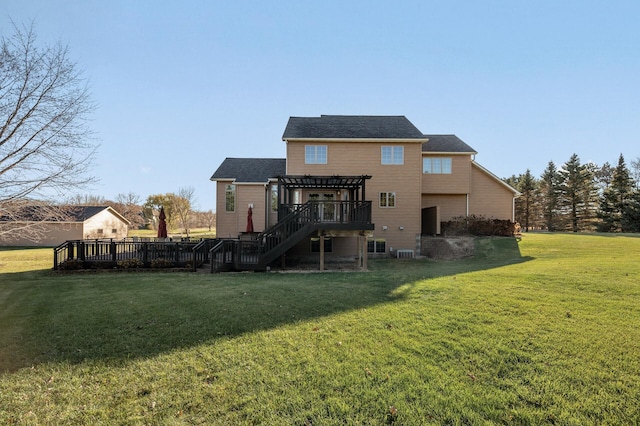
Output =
[
  {"x1": 1, "y1": 234, "x2": 639, "y2": 424},
  {"x1": 128, "y1": 227, "x2": 215, "y2": 239}
]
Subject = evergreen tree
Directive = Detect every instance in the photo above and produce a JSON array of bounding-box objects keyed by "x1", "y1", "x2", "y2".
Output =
[
  {"x1": 558, "y1": 154, "x2": 597, "y2": 232},
  {"x1": 621, "y1": 191, "x2": 640, "y2": 232},
  {"x1": 594, "y1": 162, "x2": 614, "y2": 195},
  {"x1": 598, "y1": 154, "x2": 636, "y2": 232},
  {"x1": 518, "y1": 170, "x2": 537, "y2": 231},
  {"x1": 538, "y1": 161, "x2": 561, "y2": 231},
  {"x1": 630, "y1": 158, "x2": 640, "y2": 190}
]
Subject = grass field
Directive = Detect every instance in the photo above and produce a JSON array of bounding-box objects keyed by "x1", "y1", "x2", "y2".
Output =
[
  {"x1": 128, "y1": 227, "x2": 216, "y2": 239},
  {"x1": 0, "y1": 234, "x2": 639, "y2": 424}
]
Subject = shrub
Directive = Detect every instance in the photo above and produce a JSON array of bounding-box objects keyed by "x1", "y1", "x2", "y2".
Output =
[
  {"x1": 150, "y1": 258, "x2": 174, "y2": 268},
  {"x1": 117, "y1": 258, "x2": 144, "y2": 269},
  {"x1": 442, "y1": 215, "x2": 515, "y2": 237},
  {"x1": 57, "y1": 259, "x2": 84, "y2": 270}
]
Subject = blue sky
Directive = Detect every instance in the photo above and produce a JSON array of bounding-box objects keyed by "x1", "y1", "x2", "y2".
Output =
[{"x1": 3, "y1": 1, "x2": 639, "y2": 211}]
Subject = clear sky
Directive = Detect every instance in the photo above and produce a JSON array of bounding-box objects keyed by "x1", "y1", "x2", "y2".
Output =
[{"x1": 3, "y1": 1, "x2": 639, "y2": 211}]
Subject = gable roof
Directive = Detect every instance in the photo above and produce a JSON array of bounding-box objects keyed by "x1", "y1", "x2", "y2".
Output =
[
  {"x1": 210, "y1": 158, "x2": 286, "y2": 183},
  {"x1": 422, "y1": 135, "x2": 477, "y2": 154},
  {"x1": 1, "y1": 205, "x2": 130, "y2": 224},
  {"x1": 282, "y1": 115, "x2": 427, "y2": 140},
  {"x1": 472, "y1": 161, "x2": 520, "y2": 195}
]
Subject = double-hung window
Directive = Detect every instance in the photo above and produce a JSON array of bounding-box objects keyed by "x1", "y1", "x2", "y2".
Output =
[
  {"x1": 423, "y1": 157, "x2": 452, "y2": 174},
  {"x1": 305, "y1": 145, "x2": 327, "y2": 164},
  {"x1": 225, "y1": 184, "x2": 236, "y2": 212},
  {"x1": 367, "y1": 238, "x2": 386, "y2": 253},
  {"x1": 381, "y1": 146, "x2": 403, "y2": 165},
  {"x1": 379, "y1": 192, "x2": 396, "y2": 208}
]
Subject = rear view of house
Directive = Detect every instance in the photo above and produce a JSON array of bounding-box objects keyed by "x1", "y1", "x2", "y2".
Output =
[{"x1": 210, "y1": 115, "x2": 518, "y2": 270}]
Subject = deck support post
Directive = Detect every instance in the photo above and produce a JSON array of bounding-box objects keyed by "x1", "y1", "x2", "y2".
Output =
[{"x1": 319, "y1": 235, "x2": 325, "y2": 271}]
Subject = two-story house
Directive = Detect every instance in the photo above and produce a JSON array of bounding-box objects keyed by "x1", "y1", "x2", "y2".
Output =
[{"x1": 210, "y1": 115, "x2": 517, "y2": 271}]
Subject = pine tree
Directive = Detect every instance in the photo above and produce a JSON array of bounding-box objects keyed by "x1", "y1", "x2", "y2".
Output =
[
  {"x1": 622, "y1": 192, "x2": 640, "y2": 232},
  {"x1": 518, "y1": 170, "x2": 537, "y2": 231},
  {"x1": 558, "y1": 154, "x2": 597, "y2": 232},
  {"x1": 538, "y1": 161, "x2": 561, "y2": 231},
  {"x1": 599, "y1": 154, "x2": 636, "y2": 232}
]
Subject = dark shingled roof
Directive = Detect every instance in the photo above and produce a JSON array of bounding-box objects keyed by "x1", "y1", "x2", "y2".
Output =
[
  {"x1": 282, "y1": 115, "x2": 426, "y2": 140},
  {"x1": 1, "y1": 205, "x2": 117, "y2": 222},
  {"x1": 422, "y1": 135, "x2": 477, "y2": 153},
  {"x1": 210, "y1": 158, "x2": 286, "y2": 182}
]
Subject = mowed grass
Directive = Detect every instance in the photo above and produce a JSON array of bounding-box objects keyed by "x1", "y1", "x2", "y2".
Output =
[{"x1": 0, "y1": 234, "x2": 639, "y2": 424}]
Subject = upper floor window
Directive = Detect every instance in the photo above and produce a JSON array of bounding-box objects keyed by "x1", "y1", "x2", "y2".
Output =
[
  {"x1": 423, "y1": 157, "x2": 452, "y2": 174},
  {"x1": 225, "y1": 184, "x2": 236, "y2": 212},
  {"x1": 381, "y1": 146, "x2": 403, "y2": 165},
  {"x1": 379, "y1": 192, "x2": 396, "y2": 208},
  {"x1": 305, "y1": 145, "x2": 327, "y2": 164}
]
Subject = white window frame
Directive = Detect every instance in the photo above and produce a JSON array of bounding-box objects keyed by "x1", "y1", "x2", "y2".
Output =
[
  {"x1": 305, "y1": 145, "x2": 327, "y2": 164},
  {"x1": 367, "y1": 238, "x2": 386, "y2": 253},
  {"x1": 423, "y1": 157, "x2": 452, "y2": 174},
  {"x1": 379, "y1": 192, "x2": 396, "y2": 208},
  {"x1": 381, "y1": 146, "x2": 404, "y2": 165}
]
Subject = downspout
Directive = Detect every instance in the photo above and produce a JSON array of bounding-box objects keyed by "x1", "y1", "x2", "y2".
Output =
[
  {"x1": 264, "y1": 183, "x2": 269, "y2": 230},
  {"x1": 466, "y1": 194, "x2": 469, "y2": 217}
]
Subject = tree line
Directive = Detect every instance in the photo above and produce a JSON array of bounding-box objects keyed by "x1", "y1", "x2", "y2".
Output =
[{"x1": 505, "y1": 154, "x2": 640, "y2": 233}]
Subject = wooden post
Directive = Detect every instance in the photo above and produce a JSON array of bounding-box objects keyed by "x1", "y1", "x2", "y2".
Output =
[
  {"x1": 319, "y1": 235, "x2": 325, "y2": 271},
  {"x1": 362, "y1": 235, "x2": 368, "y2": 271},
  {"x1": 67, "y1": 241, "x2": 74, "y2": 260},
  {"x1": 111, "y1": 241, "x2": 117, "y2": 263},
  {"x1": 79, "y1": 241, "x2": 85, "y2": 261}
]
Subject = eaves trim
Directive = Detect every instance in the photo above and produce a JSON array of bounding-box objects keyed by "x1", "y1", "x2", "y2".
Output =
[{"x1": 283, "y1": 137, "x2": 428, "y2": 143}]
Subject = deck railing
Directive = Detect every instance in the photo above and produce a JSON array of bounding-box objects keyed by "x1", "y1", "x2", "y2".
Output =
[{"x1": 53, "y1": 238, "x2": 203, "y2": 270}]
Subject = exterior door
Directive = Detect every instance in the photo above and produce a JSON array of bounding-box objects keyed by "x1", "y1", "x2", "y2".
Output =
[{"x1": 307, "y1": 192, "x2": 337, "y2": 222}]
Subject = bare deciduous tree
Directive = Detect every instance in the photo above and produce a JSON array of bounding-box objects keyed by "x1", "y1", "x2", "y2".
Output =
[
  {"x1": 0, "y1": 21, "x2": 97, "y2": 241},
  {"x1": 112, "y1": 192, "x2": 145, "y2": 230},
  {"x1": 174, "y1": 186, "x2": 195, "y2": 236}
]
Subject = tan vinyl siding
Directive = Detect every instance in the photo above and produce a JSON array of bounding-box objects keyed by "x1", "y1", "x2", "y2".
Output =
[
  {"x1": 238, "y1": 185, "x2": 267, "y2": 234},
  {"x1": 289, "y1": 236, "x2": 357, "y2": 257},
  {"x1": 421, "y1": 194, "x2": 467, "y2": 221},
  {"x1": 215, "y1": 181, "x2": 237, "y2": 238},
  {"x1": 287, "y1": 140, "x2": 422, "y2": 251},
  {"x1": 216, "y1": 181, "x2": 267, "y2": 237},
  {"x1": 0, "y1": 208, "x2": 129, "y2": 247},
  {"x1": 0, "y1": 223, "x2": 84, "y2": 247},
  {"x1": 83, "y1": 209, "x2": 128, "y2": 240},
  {"x1": 421, "y1": 154, "x2": 471, "y2": 194},
  {"x1": 469, "y1": 164, "x2": 515, "y2": 220}
]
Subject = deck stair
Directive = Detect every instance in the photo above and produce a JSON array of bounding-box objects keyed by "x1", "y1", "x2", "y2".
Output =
[{"x1": 209, "y1": 200, "x2": 372, "y2": 272}]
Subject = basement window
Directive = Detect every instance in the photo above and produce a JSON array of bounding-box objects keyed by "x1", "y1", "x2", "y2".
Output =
[{"x1": 367, "y1": 239, "x2": 386, "y2": 253}]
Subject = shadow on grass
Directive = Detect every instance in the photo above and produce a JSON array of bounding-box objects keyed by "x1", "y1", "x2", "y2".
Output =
[{"x1": 0, "y1": 237, "x2": 532, "y2": 373}]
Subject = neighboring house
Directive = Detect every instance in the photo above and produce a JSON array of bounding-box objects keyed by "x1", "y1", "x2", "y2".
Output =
[
  {"x1": 210, "y1": 115, "x2": 518, "y2": 269},
  {"x1": 0, "y1": 205, "x2": 130, "y2": 247}
]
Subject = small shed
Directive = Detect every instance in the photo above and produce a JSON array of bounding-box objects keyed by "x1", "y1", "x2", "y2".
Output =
[{"x1": 0, "y1": 205, "x2": 130, "y2": 247}]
